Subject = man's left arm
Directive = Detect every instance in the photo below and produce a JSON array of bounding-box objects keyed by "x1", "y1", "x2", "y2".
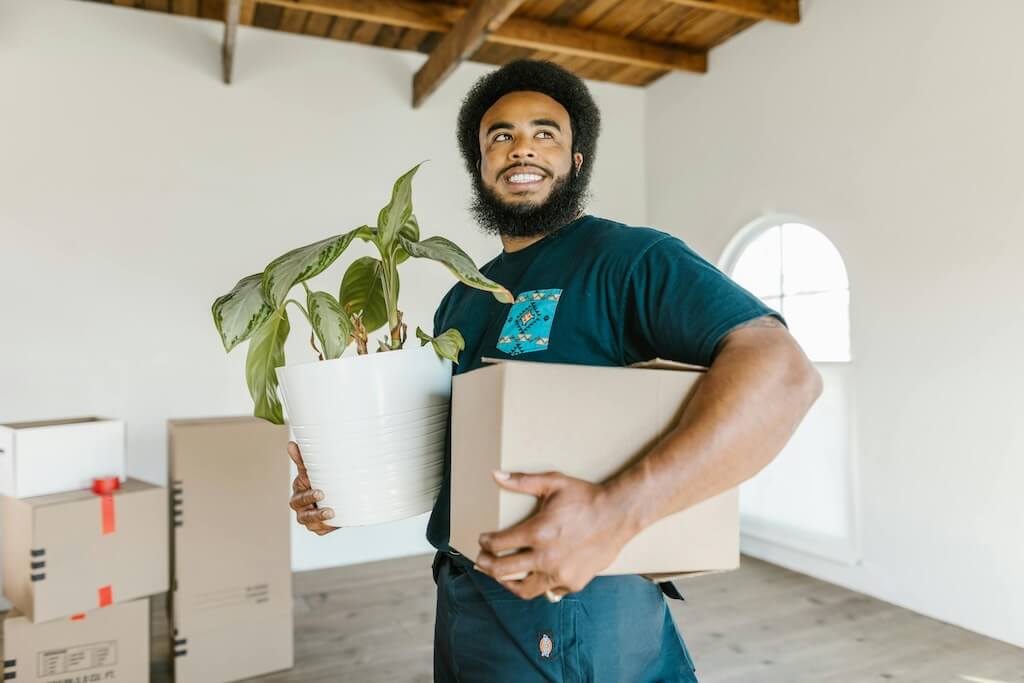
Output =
[{"x1": 474, "y1": 316, "x2": 822, "y2": 599}]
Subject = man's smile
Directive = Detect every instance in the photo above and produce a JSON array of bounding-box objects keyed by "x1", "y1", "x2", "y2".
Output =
[{"x1": 502, "y1": 165, "x2": 549, "y2": 191}]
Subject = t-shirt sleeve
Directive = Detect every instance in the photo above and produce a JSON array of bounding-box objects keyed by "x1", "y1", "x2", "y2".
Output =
[{"x1": 622, "y1": 236, "x2": 786, "y2": 367}]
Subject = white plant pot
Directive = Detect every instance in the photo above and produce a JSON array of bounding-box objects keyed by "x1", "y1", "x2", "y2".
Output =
[{"x1": 276, "y1": 343, "x2": 452, "y2": 527}]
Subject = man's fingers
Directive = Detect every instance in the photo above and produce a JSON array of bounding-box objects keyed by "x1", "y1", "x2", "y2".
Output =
[
  {"x1": 298, "y1": 507, "x2": 335, "y2": 526},
  {"x1": 291, "y1": 472, "x2": 311, "y2": 493},
  {"x1": 287, "y1": 441, "x2": 306, "y2": 471},
  {"x1": 476, "y1": 549, "x2": 538, "y2": 581},
  {"x1": 499, "y1": 570, "x2": 557, "y2": 601},
  {"x1": 289, "y1": 488, "x2": 323, "y2": 511},
  {"x1": 493, "y1": 470, "x2": 563, "y2": 498},
  {"x1": 478, "y1": 517, "x2": 540, "y2": 556}
]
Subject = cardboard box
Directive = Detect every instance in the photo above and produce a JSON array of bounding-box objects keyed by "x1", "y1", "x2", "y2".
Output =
[
  {"x1": 1, "y1": 478, "x2": 168, "y2": 622},
  {"x1": 167, "y1": 416, "x2": 293, "y2": 683},
  {"x1": 1, "y1": 598, "x2": 149, "y2": 683},
  {"x1": 450, "y1": 359, "x2": 739, "y2": 581},
  {"x1": 0, "y1": 417, "x2": 125, "y2": 499}
]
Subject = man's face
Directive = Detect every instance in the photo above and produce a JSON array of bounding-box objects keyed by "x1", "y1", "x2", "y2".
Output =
[
  {"x1": 469, "y1": 91, "x2": 588, "y2": 239},
  {"x1": 478, "y1": 91, "x2": 581, "y2": 205}
]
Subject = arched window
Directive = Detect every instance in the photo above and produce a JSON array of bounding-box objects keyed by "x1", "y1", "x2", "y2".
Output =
[
  {"x1": 722, "y1": 218, "x2": 851, "y2": 362},
  {"x1": 721, "y1": 216, "x2": 859, "y2": 564}
]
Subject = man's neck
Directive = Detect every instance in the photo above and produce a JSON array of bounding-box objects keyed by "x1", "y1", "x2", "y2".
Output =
[
  {"x1": 500, "y1": 233, "x2": 547, "y2": 253},
  {"x1": 499, "y1": 209, "x2": 584, "y2": 254}
]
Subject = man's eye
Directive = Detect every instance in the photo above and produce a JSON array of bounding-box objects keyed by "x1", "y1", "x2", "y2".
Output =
[
  {"x1": 494, "y1": 133, "x2": 511, "y2": 142},
  {"x1": 537, "y1": 131, "x2": 554, "y2": 138}
]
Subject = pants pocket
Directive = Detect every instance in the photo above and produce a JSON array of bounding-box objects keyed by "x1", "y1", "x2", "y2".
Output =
[{"x1": 448, "y1": 581, "x2": 579, "y2": 683}]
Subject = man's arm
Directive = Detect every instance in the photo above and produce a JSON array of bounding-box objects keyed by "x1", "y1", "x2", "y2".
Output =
[
  {"x1": 474, "y1": 315, "x2": 823, "y2": 600},
  {"x1": 604, "y1": 315, "x2": 823, "y2": 536}
]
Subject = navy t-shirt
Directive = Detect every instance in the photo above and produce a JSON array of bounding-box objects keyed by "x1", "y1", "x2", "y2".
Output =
[{"x1": 426, "y1": 213, "x2": 785, "y2": 552}]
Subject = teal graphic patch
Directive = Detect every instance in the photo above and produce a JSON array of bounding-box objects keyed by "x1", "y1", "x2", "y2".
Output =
[{"x1": 497, "y1": 289, "x2": 562, "y2": 356}]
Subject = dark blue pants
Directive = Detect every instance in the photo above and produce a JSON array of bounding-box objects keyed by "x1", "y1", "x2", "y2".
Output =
[{"x1": 433, "y1": 550, "x2": 699, "y2": 682}]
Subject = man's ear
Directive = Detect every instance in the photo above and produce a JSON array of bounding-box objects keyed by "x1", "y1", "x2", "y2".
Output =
[{"x1": 573, "y1": 152, "x2": 584, "y2": 174}]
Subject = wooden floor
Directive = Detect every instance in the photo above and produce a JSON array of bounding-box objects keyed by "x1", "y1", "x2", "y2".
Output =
[{"x1": 4, "y1": 554, "x2": 1022, "y2": 682}]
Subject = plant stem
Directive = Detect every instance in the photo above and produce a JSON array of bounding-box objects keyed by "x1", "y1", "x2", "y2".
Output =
[
  {"x1": 309, "y1": 330, "x2": 323, "y2": 361},
  {"x1": 383, "y1": 250, "x2": 403, "y2": 350},
  {"x1": 283, "y1": 298, "x2": 313, "y2": 327}
]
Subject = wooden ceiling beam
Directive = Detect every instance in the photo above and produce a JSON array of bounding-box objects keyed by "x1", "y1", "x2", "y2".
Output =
[
  {"x1": 413, "y1": 0, "x2": 526, "y2": 108},
  {"x1": 662, "y1": 0, "x2": 800, "y2": 24},
  {"x1": 493, "y1": 19, "x2": 705, "y2": 73},
  {"x1": 240, "y1": 0, "x2": 256, "y2": 25},
  {"x1": 258, "y1": 0, "x2": 707, "y2": 74},
  {"x1": 258, "y1": 0, "x2": 461, "y2": 32}
]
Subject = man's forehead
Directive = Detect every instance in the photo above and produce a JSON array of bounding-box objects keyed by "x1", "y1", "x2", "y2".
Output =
[{"x1": 480, "y1": 91, "x2": 570, "y2": 128}]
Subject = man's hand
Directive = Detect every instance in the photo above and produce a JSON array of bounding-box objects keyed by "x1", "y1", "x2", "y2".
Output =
[
  {"x1": 288, "y1": 441, "x2": 338, "y2": 535},
  {"x1": 473, "y1": 470, "x2": 637, "y2": 601}
]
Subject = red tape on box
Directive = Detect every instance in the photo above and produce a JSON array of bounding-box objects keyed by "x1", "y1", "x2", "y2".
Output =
[
  {"x1": 70, "y1": 613, "x2": 86, "y2": 621},
  {"x1": 92, "y1": 479, "x2": 119, "y2": 608},
  {"x1": 91, "y1": 477, "x2": 119, "y2": 535}
]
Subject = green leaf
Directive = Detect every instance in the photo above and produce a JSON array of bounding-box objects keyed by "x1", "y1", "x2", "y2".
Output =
[
  {"x1": 245, "y1": 307, "x2": 290, "y2": 425},
  {"x1": 339, "y1": 257, "x2": 394, "y2": 334},
  {"x1": 400, "y1": 213, "x2": 420, "y2": 242},
  {"x1": 394, "y1": 213, "x2": 419, "y2": 265},
  {"x1": 261, "y1": 225, "x2": 374, "y2": 309},
  {"x1": 416, "y1": 327, "x2": 465, "y2": 364},
  {"x1": 398, "y1": 235, "x2": 513, "y2": 303},
  {"x1": 307, "y1": 290, "x2": 354, "y2": 360},
  {"x1": 212, "y1": 273, "x2": 274, "y2": 353},
  {"x1": 376, "y1": 163, "x2": 424, "y2": 250}
]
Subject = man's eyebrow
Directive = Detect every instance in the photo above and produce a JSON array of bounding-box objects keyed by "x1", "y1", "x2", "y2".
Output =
[
  {"x1": 485, "y1": 121, "x2": 514, "y2": 135},
  {"x1": 485, "y1": 118, "x2": 563, "y2": 135},
  {"x1": 531, "y1": 118, "x2": 562, "y2": 131}
]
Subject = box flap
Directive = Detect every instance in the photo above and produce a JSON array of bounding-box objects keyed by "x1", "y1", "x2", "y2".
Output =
[
  {"x1": 481, "y1": 357, "x2": 707, "y2": 373},
  {"x1": 23, "y1": 477, "x2": 157, "y2": 507},
  {"x1": 627, "y1": 358, "x2": 707, "y2": 373},
  {"x1": 0, "y1": 416, "x2": 113, "y2": 430}
]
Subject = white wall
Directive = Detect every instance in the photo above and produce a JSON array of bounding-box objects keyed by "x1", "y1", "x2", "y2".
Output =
[
  {"x1": 0, "y1": 0, "x2": 646, "y2": 581},
  {"x1": 646, "y1": 0, "x2": 1024, "y2": 648}
]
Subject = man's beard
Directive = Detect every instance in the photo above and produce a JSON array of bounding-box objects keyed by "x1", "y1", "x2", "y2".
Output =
[{"x1": 469, "y1": 167, "x2": 590, "y2": 239}]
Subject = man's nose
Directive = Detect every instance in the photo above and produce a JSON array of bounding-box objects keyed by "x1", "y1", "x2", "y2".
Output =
[{"x1": 509, "y1": 142, "x2": 536, "y2": 160}]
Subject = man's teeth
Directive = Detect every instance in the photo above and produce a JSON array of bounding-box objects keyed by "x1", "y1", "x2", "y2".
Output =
[{"x1": 508, "y1": 173, "x2": 544, "y2": 184}]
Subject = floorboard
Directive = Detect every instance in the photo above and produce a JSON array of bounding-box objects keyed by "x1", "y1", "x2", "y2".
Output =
[{"x1": 2, "y1": 554, "x2": 1021, "y2": 682}]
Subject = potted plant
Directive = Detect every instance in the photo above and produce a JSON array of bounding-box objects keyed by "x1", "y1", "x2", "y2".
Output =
[{"x1": 211, "y1": 162, "x2": 512, "y2": 526}]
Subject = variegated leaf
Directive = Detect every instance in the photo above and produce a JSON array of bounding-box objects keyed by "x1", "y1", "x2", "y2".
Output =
[
  {"x1": 395, "y1": 213, "x2": 419, "y2": 264},
  {"x1": 416, "y1": 327, "x2": 465, "y2": 365},
  {"x1": 212, "y1": 273, "x2": 274, "y2": 353},
  {"x1": 340, "y1": 256, "x2": 393, "y2": 335},
  {"x1": 307, "y1": 290, "x2": 354, "y2": 360},
  {"x1": 398, "y1": 235, "x2": 513, "y2": 303},
  {"x1": 376, "y1": 163, "x2": 424, "y2": 250},
  {"x1": 261, "y1": 225, "x2": 374, "y2": 309},
  {"x1": 245, "y1": 307, "x2": 290, "y2": 425}
]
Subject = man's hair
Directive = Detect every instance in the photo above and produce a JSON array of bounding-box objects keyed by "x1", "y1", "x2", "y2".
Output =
[{"x1": 456, "y1": 59, "x2": 601, "y2": 188}]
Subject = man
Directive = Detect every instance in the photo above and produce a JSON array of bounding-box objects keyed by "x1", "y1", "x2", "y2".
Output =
[{"x1": 288, "y1": 60, "x2": 822, "y2": 681}]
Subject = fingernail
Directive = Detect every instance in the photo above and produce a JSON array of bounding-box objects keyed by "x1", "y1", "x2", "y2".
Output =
[
  {"x1": 313, "y1": 490, "x2": 324, "y2": 501},
  {"x1": 492, "y1": 470, "x2": 510, "y2": 480},
  {"x1": 322, "y1": 509, "x2": 334, "y2": 520},
  {"x1": 479, "y1": 533, "x2": 491, "y2": 545}
]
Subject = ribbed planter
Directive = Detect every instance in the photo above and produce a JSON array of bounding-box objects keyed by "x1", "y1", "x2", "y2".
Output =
[{"x1": 276, "y1": 343, "x2": 452, "y2": 527}]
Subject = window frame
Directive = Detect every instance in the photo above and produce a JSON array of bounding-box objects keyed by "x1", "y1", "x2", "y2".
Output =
[{"x1": 719, "y1": 213, "x2": 853, "y2": 363}]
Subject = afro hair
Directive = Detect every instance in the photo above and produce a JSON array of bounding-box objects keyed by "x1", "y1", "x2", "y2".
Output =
[{"x1": 456, "y1": 59, "x2": 601, "y2": 189}]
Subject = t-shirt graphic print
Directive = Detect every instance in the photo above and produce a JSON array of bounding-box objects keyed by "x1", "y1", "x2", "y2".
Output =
[{"x1": 496, "y1": 289, "x2": 562, "y2": 356}]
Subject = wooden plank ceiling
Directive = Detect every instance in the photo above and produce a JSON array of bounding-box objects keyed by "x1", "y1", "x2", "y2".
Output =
[{"x1": 89, "y1": 0, "x2": 798, "y2": 98}]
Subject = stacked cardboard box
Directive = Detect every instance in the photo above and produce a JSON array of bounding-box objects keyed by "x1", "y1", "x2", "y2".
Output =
[
  {"x1": 1, "y1": 417, "x2": 168, "y2": 683},
  {"x1": 167, "y1": 417, "x2": 294, "y2": 683}
]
